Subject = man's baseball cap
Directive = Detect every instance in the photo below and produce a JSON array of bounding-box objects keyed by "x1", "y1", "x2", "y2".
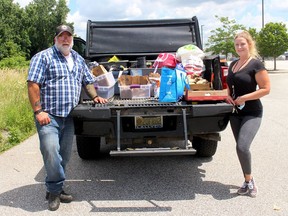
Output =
[{"x1": 55, "y1": 24, "x2": 73, "y2": 37}]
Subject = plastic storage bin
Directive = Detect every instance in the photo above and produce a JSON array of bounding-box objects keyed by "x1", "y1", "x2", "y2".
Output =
[
  {"x1": 119, "y1": 84, "x2": 151, "y2": 99},
  {"x1": 95, "y1": 85, "x2": 115, "y2": 99},
  {"x1": 94, "y1": 72, "x2": 115, "y2": 86}
]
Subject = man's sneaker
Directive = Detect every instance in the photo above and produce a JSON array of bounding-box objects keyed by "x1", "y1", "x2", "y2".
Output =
[
  {"x1": 48, "y1": 193, "x2": 60, "y2": 211},
  {"x1": 247, "y1": 178, "x2": 258, "y2": 198},
  {"x1": 46, "y1": 191, "x2": 73, "y2": 203},
  {"x1": 237, "y1": 181, "x2": 249, "y2": 195}
]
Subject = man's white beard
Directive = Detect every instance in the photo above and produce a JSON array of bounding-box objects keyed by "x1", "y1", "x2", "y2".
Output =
[{"x1": 55, "y1": 40, "x2": 74, "y2": 56}]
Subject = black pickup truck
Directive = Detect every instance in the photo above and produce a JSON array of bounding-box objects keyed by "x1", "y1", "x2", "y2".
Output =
[{"x1": 71, "y1": 16, "x2": 233, "y2": 159}]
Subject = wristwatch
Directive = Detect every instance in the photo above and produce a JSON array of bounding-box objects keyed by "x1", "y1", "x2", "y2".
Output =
[{"x1": 34, "y1": 109, "x2": 44, "y2": 115}]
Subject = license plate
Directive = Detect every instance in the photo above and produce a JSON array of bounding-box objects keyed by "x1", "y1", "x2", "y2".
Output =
[{"x1": 135, "y1": 116, "x2": 163, "y2": 129}]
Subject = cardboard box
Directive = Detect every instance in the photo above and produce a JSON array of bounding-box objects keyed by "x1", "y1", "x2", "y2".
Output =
[
  {"x1": 185, "y1": 89, "x2": 228, "y2": 101},
  {"x1": 92, "y1": 65, "x2": 108, "y2": 77},
  {"x1": 189, "y1": 82, "x2": 211, "y2": 90},
  {"x1": 118, "y1": 75, "x2": 149, "y2": 86}
]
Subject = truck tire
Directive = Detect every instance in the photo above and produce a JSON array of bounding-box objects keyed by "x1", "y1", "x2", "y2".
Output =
[
  {"x1": 76, "y1": 136, "x2": 101, "y2": 160},
  {"x1": 192, "y1": 137, "x2": 218, "y2": 157}
]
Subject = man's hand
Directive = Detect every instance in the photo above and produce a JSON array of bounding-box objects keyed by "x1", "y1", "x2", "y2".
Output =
[
  {"x1": 93, "y1": 96, "x2": 108, "y2": 104},
  {"x1": 35, "y1": 111, "x2": 51, "y2": 126}
]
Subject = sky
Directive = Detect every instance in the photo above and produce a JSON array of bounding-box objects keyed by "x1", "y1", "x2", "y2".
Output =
[{"x1": 14, "y1": 0, "x2": 288, "y2": 46}]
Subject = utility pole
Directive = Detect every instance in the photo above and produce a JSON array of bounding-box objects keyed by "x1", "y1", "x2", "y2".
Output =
[
  {"x1": 262, "y1": 0, "x2": 264, "y2": 28},
  {"x1": 201, "y1": 25, "x2": 204, "y2": 50},
  {"x1": 262, "y1": 0, "x2": 265, "y2": 62}
]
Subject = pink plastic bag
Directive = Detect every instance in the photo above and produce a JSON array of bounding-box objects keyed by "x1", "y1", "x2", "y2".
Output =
[{"x1": 153, "y1": 53, "x2": 177, "y2": 69}]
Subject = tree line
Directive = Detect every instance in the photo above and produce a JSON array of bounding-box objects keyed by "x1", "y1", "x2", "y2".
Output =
[
  {"x1": 206, "y1": 16, "x2": 288, "y2": 70},
  {"x1": 0, "y1": 0, "x2": 71, "y2": 68},
  {"x1": 1, "y1": 0, "x2": 288, "y2": 70}
]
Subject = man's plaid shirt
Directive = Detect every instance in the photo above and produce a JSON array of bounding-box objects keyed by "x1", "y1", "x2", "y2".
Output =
[{"x1": 27, "y1": 45, "x2": 95, "y2": 117}]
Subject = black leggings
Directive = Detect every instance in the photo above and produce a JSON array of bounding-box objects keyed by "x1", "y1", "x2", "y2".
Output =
[{"x1": 229, "y1": 115, "x2": 262, "y2": 175}]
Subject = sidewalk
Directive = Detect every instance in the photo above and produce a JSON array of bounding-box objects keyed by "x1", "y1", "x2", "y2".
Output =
[{"x1": 264, "y1": 60, "x2": 288, "y2": 73}]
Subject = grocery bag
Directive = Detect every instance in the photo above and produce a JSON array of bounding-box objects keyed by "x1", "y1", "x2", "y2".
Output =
[
  {"x1": 176, "y1": 44, "x2": 205, "y2": 74},
  {"x1": 175, "y1": 68, "x2": 190, "y2": 100},
  {"x1": 153, "y1": 53, "x2": 177, "y2": 69},
  {"x1": 176, "y1": 44, "x2": 205, "y2": 61},
  {"x1": 159, "y1": 67, "x2": 189, "y2": 102}
]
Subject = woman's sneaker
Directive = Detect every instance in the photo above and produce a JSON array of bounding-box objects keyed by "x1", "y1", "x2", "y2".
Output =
[
  {"x1": 237, "y1": 181, "x2": 249, "y2": 195},
  {"x1": 237, "y1": 178, "x2": 258, "y2": 197},
  {"x1": 247, "y1": 178, "x2": 258, "y2": 198}
]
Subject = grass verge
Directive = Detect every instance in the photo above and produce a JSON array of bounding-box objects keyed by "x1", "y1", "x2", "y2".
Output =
[{"x1": 0, "y1": 69, "x2": 36, "y2": 153}]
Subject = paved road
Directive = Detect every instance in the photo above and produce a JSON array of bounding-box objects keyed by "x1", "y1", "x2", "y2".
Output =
[{"x1": 0, "y1": 67, "x2": 288, "y2": 215}]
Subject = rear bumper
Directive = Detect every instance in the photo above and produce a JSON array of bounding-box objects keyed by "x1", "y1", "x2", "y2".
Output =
[
  {"x1": 71, "y1": 99, "x2": 233, "y2": 138},
  {"x1": 71, "y1": 99, "x2": 233, "y2": 119}
]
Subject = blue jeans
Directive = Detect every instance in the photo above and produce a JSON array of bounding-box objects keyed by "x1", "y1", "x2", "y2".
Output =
[{"x1": 36, "y1": 114, "x2": 74, "y2": 194}]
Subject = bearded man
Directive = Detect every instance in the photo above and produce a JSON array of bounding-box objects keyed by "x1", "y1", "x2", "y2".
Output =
[{"x1": 27, "y1": 25, "x2": 107, "y2": 211}]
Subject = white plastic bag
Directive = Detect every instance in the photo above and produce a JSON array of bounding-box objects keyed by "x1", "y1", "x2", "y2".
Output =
[
  {"x1": 176, "y1": 44, "x2": 205, "y2": 61},
  {"x1": 176, "y1": 44, "x2": 205, "y2": 74},
  {"x1": 181, "y1": 54, "x2": 204, "y2": 74}
]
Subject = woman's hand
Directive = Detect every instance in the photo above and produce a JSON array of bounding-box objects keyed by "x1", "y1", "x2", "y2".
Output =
[
  {"x1": 225, "y1": 95, "x2": 235, "y2": 105},
  {"x1": 234, "y1": 96, "x2": 245, "y2": 106}
]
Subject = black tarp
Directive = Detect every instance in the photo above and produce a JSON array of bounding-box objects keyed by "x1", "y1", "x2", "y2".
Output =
[{"x1": 86, "y1": 17, "x2": 202, "y2": 59}]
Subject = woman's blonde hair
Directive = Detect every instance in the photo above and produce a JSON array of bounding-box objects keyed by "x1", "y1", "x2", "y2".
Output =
[{"x1": 234, "y1": 31, "x2": 260, "y2": 58}]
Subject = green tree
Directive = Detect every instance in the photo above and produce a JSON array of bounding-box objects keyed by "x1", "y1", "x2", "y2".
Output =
[
  {"x1": 25, "y1": 0, "x2": 71, "y2": 57},
  {"x1": 206, "y1": 16, "x2": 246, "y2": 58},
  {"x1": 248, "y1": 27, "x2": 258, "y2": 41},
  {"x1": 54, "y1": 0, "x2": 71, "y2": 25},
  {"x1": 0, "y1": 0, "x2": 30, "y2": 60},
  {"x1": 257, "y1": 22, "x2": 288, "y2": 70}
]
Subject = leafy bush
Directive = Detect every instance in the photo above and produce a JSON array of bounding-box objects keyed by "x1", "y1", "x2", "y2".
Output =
[{"x1": 0, "y1": 56, "x2": 30, "y2": 69}]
